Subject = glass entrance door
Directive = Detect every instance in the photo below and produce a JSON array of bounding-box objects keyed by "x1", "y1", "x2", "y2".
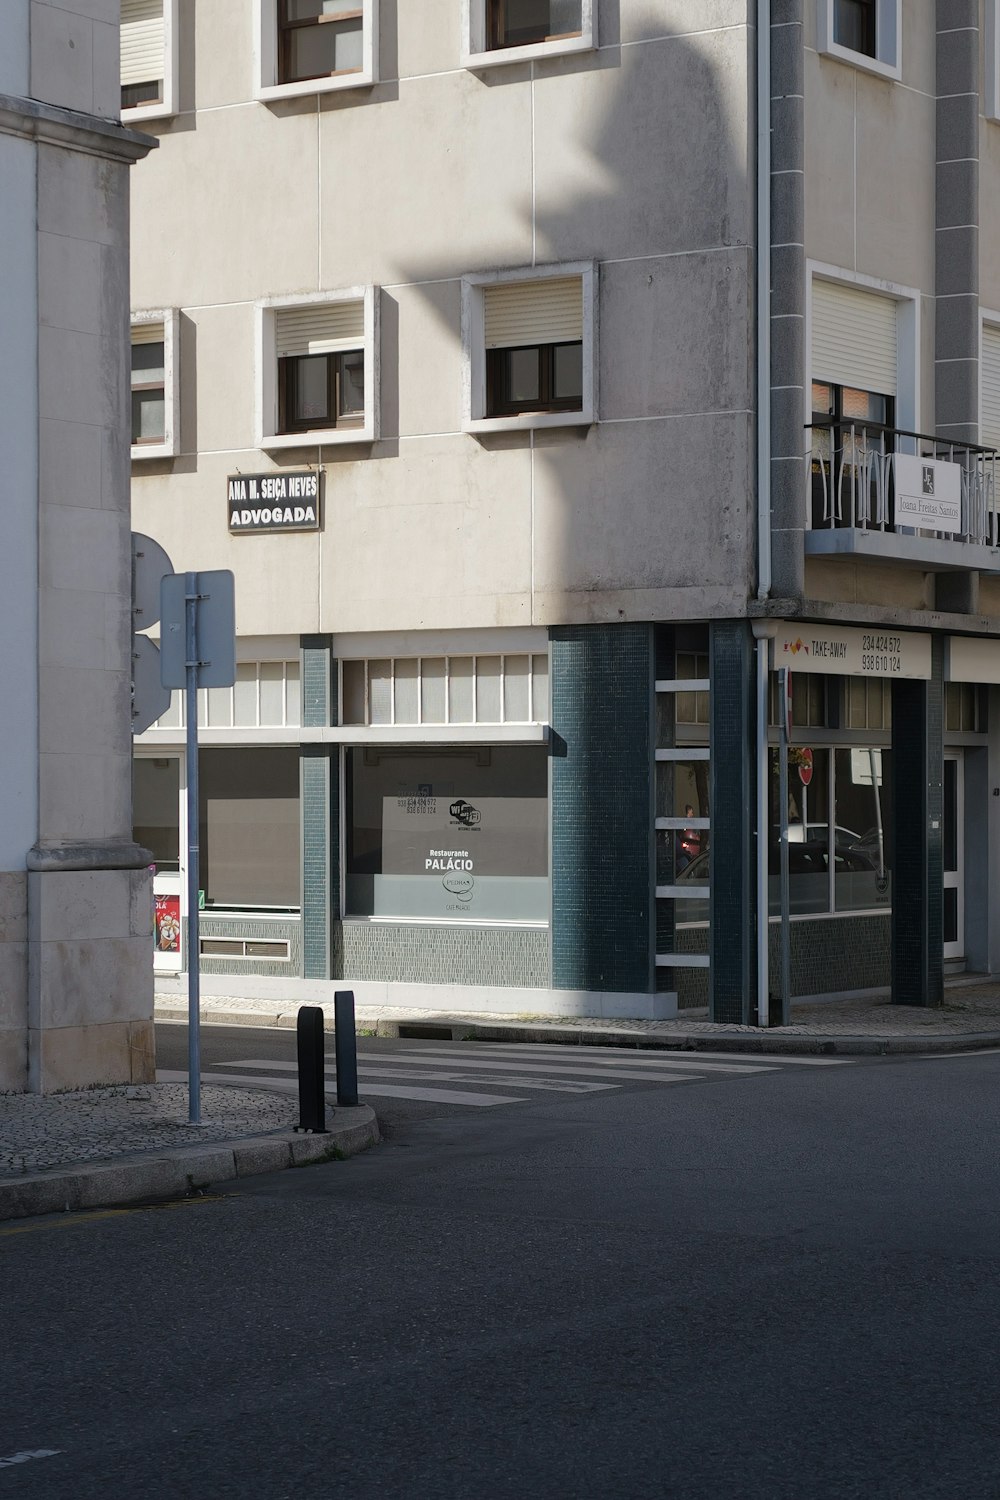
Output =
[
  {"x1": 943, "y1": 751, "x2": 964, "y2": 961},
  {"x1": 134, "y1": 756, "x2": 184, "y2": 971}
]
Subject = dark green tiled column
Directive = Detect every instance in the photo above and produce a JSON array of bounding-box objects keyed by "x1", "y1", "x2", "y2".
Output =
[
  {"x1": 891, "y1": 637, "x2": 944, "y2": 1006},
  {"x1": 550, "y1": 624, "x2": 654, "y2": 995},
  {"x1": 300, "y1": 635, "x2": 337, "y2": 981},
  {"x1": 709, "y1": 621, "x2": 754, "y2": 1024}
]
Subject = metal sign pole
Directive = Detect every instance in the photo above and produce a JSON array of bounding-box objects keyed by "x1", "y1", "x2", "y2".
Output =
[
  {"x1": 185, "y1": 571, "x2": 202, "y2": 1125},
  {"x1": 779, "y1": 666, "x2": 791, "y2": 1026}
]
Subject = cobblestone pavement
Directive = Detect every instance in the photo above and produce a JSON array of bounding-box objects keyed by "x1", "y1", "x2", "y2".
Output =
[
  {"x1": 0, "y1": 1083, "x2": 296, "y2": 1179},
  {"x1": 158, "y1": 978, "x2": 1000, "y2": 1039}
]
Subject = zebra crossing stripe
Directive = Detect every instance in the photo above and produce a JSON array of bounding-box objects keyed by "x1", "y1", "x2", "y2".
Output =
[
  {"x1": 176, "y1": 1069, "x2": 526, "y2": 1108},
  {"x1": 401, "y1": 1047, "x2": 772, "y2": 1076}
]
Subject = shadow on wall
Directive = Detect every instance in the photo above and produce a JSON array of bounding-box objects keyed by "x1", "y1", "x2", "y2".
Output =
[{"x1": 389, "y1": 0, "x2": 754, "y2": 611}]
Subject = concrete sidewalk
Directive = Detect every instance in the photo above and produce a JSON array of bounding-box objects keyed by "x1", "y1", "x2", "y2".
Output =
[
  {"x1": 154, "y1": 977, "x2": 1000, "y2": 1057},
  {"x1": 0, "y1": 1080, "x2": 378, "y2": 1223}
]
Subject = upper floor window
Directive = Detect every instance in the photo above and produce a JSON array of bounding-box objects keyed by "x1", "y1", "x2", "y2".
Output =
[
  {"x1": 255, "y1": 0, "x2": 377, "y2": 98},
  {"x1": 120, "y1": 0, "x2": 177, "y2": 120},
  {"x1": 817, "y1": 0, "x2": 900, "y2": 81},
  {"x1": 463, "y1": 0, "x2": 595, "y2": 67},
  {"x1": 131, "y1": 312, "x2": 179, "y2": 461},
  {"x1": 463, "y1": 265, "x2": 596, "y2": 434},
  {"x1": 279, "y1": 0, "x2": 363, "y2": 83},
  {"x1": 257, "y1": 290, "x2": 378, "y2": 449},
  {"x1": 488, "y1": 0, "x2": 581, "y2": 50},
  {"x1": 834, "y1": 0, "x2": 875, "y2": 57}
]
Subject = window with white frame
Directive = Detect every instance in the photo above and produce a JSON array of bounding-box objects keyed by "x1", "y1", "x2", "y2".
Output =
[
  {"x1": 151, "y1": 660, "x2": 302, "y2": 731},
  {"x1": 254, "y1": 0, "x2": 378, "y2": 99},
  {"x1": 981, "y1": 319, "x2": 1000, "y2": 451},
  {"x1": 120, "y1": 0, "x2": 178, "y2": 120},
  {"x1": 816, "y1": 0, "x2": 901, "y2": 80},
  {"x1": 341, "y1": 654, "x2": 550, "y2": 726},
  {"x1": 463, "y1": 265, "x2": 595, "y2": 433},
  {"x1": 808, "y1": 270, "x2": 919, "y2": 529},
  {"x1": 463, "y1": 0, "x2": 595, "y2": 66},
  {"x1": 257, "y1": 290, "x2": 378, "y2": 450},
  {"x1": 131, "y1": 311, "x2": 178, "y2": 460}
]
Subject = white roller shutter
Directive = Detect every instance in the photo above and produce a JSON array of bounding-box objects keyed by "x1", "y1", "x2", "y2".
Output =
[
  {"x1": 812, "y1": 279, "x2": 897, "y2": 396},
  {"x1": 275, "y1": 302, "x2": 364, "y2": 356},
  {"x1": 131, "y1": 320, "x2": 164, "y2": 346},
  {"x1": 484, "y1": 277, "x2": 582, "y2": 349},
  {"x1": 121, "y1": 0, "x2": 164, "y2": 88},
  {"x1": 982, "y1": 324, "x2": 1000, "y2": 450}
]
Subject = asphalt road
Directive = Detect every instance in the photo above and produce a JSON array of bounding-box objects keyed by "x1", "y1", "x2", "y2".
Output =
[{"x1": 4, "y1": 1030, "x2": 1000, "y2": 1499}]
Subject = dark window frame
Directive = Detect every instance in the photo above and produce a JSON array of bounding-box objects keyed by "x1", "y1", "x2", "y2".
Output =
[
  {"x1": 486, "y1": 0, "x2": 582, "y2": 50},
  {"x1": 131, "y1": 339, "x2": 166, "y2": 447},
  {"x1": 810, "y1": 380, "x2": 896, "y2": 530},
  {"x1": 278, "y1": 349, "x2": 365, "y2": 434},
  {"x1": 834, "y1": 0, "x2": 877, "y2": 58},
  {"x1": 485, "y1": 340, "x2": 583, "y2": 418},
  {"x1": 121, "y1": 79, "x2": 163, "y2": 110},
  {"x1": 277, "y1": 1, "x2": 364, "y2": 84}
]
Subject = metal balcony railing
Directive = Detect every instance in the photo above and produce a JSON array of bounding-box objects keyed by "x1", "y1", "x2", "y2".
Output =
[{"x1": 808, "y1": 420, "x2": 999, "y2": 547}]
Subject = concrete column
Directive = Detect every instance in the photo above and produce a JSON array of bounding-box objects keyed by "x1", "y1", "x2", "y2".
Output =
[
  {"x1": 935, "y1": 0, "x2": 979, "y2": 445},
  {"x1": 768, "y1": 0, "x2": 806, "y2": 600},
  {"x1": 0, "y1": 2, "x2": 155, "y2": 1091},
  {"x1": 891, "y1": 638, "x2": 944, "y2": 1007},
  {"x1": 550, "y1": 625, "x2": 654, "y2": 997},
  {"x1": 709, "y1": 620, "x2": 755, "y2": 1024}
]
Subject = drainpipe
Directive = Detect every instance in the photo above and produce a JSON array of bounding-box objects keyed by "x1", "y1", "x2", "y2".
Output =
[{"x1": 754, "y1": 0, "x2": 772, "y2": 1026}]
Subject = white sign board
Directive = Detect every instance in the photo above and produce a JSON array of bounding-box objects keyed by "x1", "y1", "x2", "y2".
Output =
[
  {"x1": 946, "y1": 635, "x2": 1000, "y2": 684},
  {"x1": 773, "y1": 622, "x2": 931, "y2": 679},
  {"x1": 894, "y1": 454, "x2": 962, "y2": 533}
]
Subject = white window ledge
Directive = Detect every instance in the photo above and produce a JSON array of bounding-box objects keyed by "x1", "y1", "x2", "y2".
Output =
[
  {"x1": 463, "y1": 410, "x2": 592, "y2": 436},
  {"x1": 261, "y1": 427, "x2": 374, "y2": 451},
  {"x1": 463, "y1": 33, "x2": 595, "y2": 69},
  {"x1": 257, "y1": 73, "x2": 374, "y2": 103},
  {"x1": 122, "y1": 99, "x2": 176, "y2": 123}
]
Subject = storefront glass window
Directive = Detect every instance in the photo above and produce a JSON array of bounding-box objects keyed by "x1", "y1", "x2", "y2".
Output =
[
  {"x1": 134, "y1": 758, "x2": 180, "y2": 872},
  {"x1": 200, "y1": 748, "x2": 300, "y2": 909},
  {"x1": 766, "y1": 745, "x2": 893, "y2": 916},
  {"x1": 832, "y1": 748, "x2": 892, "y2": 912},
  {"x1": 345, "y1": 746, "x2": 549, "y2": 922}
]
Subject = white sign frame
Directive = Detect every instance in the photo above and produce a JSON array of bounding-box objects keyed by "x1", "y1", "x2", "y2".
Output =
[
  {"x1": 773, "y1": 623, "x2": 931, "y2": 679},
  {"x1": 894, "y1": 454, "x2": 962, "y2": 533}
]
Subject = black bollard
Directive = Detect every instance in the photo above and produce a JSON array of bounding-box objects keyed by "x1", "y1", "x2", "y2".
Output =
[
  {"x1": 295, "y1": 1005, "x2": 328, "y2": 1133},
  {"x1": 334, "y1": 990, "x2": 359, "y2": 1107}
]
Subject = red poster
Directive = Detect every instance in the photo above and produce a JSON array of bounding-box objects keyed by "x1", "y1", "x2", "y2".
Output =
[{"x1": 154, "y1": 893, "x2": 181, "y2": 953}]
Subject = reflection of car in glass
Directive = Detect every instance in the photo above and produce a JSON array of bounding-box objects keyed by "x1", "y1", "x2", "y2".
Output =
[{"x1": 674, "y1": 829, "x2": 884, "y2": 926}]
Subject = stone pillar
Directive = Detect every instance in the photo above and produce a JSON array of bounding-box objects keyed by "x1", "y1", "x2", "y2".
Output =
[
  {"x1": 0, "y1": 3, "x2": 155, "y2": 1091},
  {"x1": 550, "y1": 625, "x2": 654, "y2": 1000},
  {"x1": 768, "y1": 0, "x2": 806, "y2": 601},
  {"x1": 891, "y1": 638, "x2": 944, "y2": 1007},
  {"x1": 709, "y1": 620, "x2": 755, "y2": 1024},
  {"x1": 300, "y1": 636, "x2": 336, "y2": 981},
  {"x1": 934, "y1": 3, "x2": 979, "y2": 612}
]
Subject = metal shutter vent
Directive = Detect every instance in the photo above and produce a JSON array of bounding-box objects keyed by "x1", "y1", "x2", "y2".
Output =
[
  {"x1": 121, "y1": 0, "x2": 164, "y2": 88},
  {"x1": 982, "y1": 325, "x2": 1000, "y2": 450},
  {"x1": 812, "y1": 280, "x2": 897, "y2": 396},
  {"x1": 484, "y1": 277, "x2": 582, "y2": 349},
  {"x1": 131, "y1": 321, "x2": 164, "y2": 346},
  {"x1": 275, "y1": 302, "x2": 364, "y2": 357}
]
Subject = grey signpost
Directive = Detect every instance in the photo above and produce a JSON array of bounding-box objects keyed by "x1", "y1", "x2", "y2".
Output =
[
  {"x1": 160, "y1": 571, "x2": 236, "y2": 1124},
  {"x1": 778, "y1": 666, "x2": 792, "y2": 1026}
]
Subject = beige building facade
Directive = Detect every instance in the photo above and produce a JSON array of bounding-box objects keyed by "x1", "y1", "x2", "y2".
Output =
[
  {"x1": 130, "y1": 1, "x2": 1000, "y2": 1022},
  {"x1": 0, "y1": 0, "x2": 155, "y2": 1091}
]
